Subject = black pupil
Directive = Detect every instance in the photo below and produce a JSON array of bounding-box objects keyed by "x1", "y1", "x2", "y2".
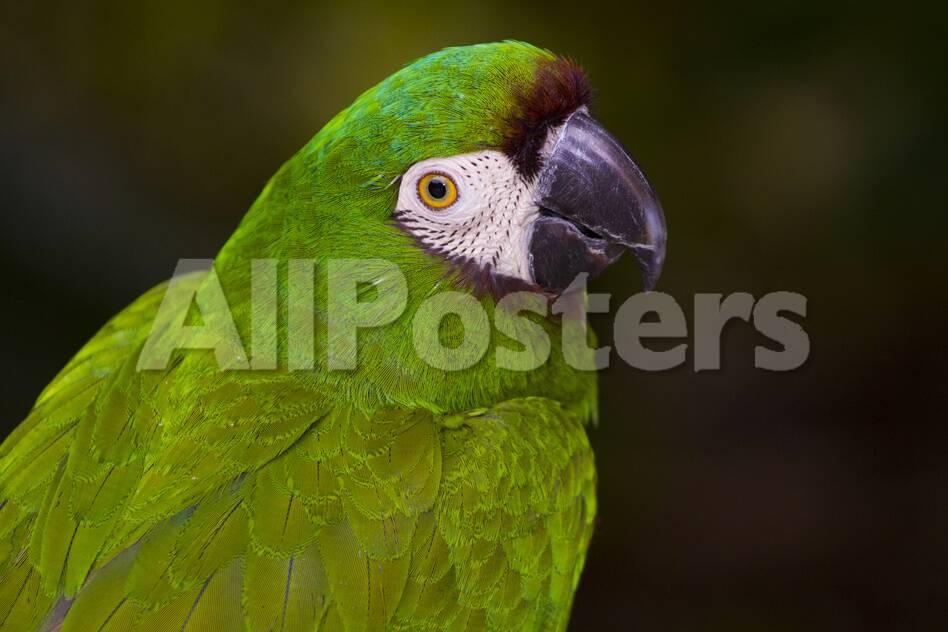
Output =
[{"x1": 427, "y1": 178, "x2": 448, "y2": 200}]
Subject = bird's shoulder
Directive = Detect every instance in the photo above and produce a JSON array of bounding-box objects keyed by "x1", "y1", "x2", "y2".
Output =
[{"x1": 40, "y1": 397, "x2": 595, "y2": 631}]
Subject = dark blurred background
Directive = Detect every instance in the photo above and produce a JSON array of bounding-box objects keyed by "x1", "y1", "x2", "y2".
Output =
[{"x1": 2, "y1": 1, "x2": 946, "y2": 629}]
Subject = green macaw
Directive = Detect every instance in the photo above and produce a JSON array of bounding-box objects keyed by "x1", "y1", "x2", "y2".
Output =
[{"x1": 0, "y1": 41, "x2": 665, "y2": 630}]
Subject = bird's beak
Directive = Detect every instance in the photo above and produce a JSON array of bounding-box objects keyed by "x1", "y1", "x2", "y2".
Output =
[{"x1": 528, "y1": 111, "x2": 666, "y2": 292}]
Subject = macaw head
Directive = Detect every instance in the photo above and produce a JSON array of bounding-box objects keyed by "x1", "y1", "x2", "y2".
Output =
[{"x1": 221, "y1": 41, "x2": 665, "y2": 297}]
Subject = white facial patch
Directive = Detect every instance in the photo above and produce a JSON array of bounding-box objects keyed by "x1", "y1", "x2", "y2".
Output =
[{"x1": 393, "y1": 151, "x2": 540, "y2": 283}]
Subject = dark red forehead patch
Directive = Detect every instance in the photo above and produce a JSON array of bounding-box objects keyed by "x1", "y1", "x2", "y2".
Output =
[{"x1": 502, "y1": 57, "x2": 592, "y2": 180}]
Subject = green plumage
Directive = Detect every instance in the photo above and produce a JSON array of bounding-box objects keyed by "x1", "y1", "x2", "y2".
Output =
[{"x1": 0, "y1": 42, "x2": 598, "y2": 630}]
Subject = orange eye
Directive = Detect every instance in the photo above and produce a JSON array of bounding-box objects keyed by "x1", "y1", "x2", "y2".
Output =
[{"x1": 417, "y1": 173, "x2": 458, "y2": 209}]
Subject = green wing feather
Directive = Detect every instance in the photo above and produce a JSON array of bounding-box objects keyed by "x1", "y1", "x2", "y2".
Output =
[{"x1": 0, "y1": 278, "x2": 595, "y2": 631}]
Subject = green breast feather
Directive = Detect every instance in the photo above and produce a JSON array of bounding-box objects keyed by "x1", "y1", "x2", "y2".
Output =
[{"x1": 0, "y1": 272, "x2": 596, "y2": 631}]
